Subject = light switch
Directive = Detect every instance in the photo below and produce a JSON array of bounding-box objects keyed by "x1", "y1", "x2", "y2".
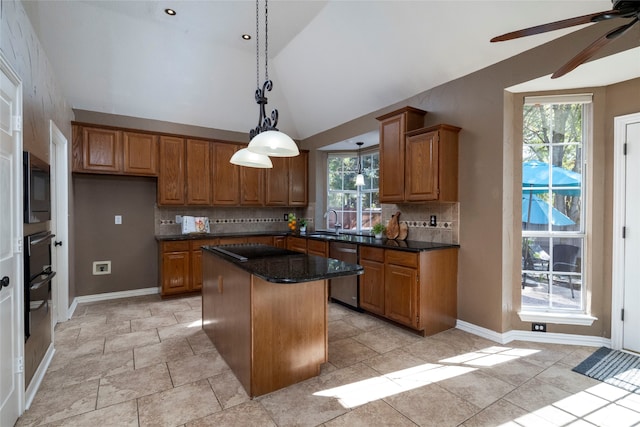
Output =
[{"x1": 115, "y1": 215, "x2": 122, "y2": 225}]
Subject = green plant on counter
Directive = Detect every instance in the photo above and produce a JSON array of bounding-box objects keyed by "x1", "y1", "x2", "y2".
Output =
[
  {"x1": 372, "y1": 223, "x2": 385, "y2": 236},
  {"x1": 299, "y1": 218, "x2": 307, "y2": 227}
]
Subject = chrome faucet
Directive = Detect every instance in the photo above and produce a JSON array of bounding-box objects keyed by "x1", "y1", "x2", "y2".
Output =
[{"x1": 326, "y1": 209, "x2": 342, "y2": 234}]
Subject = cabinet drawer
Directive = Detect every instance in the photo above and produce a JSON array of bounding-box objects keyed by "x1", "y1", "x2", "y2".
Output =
[
  {"x1": 360, "y1": 246, "x2": 384, "y2": 262},
  {"x1": 190, "y1": 239, "x2": 219, "y2": 251},
  {"x1": 307, "y1": 239, "x2": 327, "y2": 255},
  {"x1": 385, "y1": 250, "x2": 418, "y2": 268},
  {"x1": 162, "y1": 241, "x2": 190, "y2": 252}
]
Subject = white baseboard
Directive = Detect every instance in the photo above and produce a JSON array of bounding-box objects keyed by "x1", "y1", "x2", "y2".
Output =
[
  {"x1": 67, "y1": 287, "x2": 160, "y2": 319},
  {"x1": 456, "y1": 319, "x2": 611, "y2": 348},
  {"x1": 25, "y1": 344, "x2": 55, "y2": 410}
]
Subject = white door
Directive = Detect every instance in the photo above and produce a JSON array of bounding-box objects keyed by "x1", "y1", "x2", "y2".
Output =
[
  {"x1": 0, "y1": 56, "x2": 24, "y2": 427},
  {"x1": 623, "y1": 120, "x2": 640, "y2": 353}
]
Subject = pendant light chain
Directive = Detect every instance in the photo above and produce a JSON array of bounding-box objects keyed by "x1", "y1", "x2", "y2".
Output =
[
  {"x1": 264, "y1": 0, "x2": 269, "y2": 82},
  {"x1": 255, "y1": 0, "x2": 259, "y2": 89}
]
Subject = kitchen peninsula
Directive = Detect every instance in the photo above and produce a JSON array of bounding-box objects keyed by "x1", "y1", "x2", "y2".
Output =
[{"x1": 201, "y1": 243, "x2": 363, "y2": 397}]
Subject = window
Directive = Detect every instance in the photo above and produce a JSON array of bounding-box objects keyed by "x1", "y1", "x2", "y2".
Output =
[
  {"x1": 327, "y1": 150, "x2": 380, "y2": 232},
  {"x1": 521, "y1": 94, "x2": 591, "y2": 314}
]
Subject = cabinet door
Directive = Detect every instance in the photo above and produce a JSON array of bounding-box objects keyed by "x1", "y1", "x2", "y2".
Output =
[
  {"x1": 82, "y1": 127, "x2": 121, "y2": 173},
  {"x1": 287, "y1": 236, "x2": 307, "y2": 254},
  {"x1": 405, "y1": 130, "x2": 439, "y2": 201},
  {"x1": 384, "y1": 263, "x2": 418, "y2": 328},
  {"x1": 265, "y1": 157, "x2": 288, "y2": 206},
  {"x1": 359, "y1": 258, "x2": 385, "y2": 315},
  {"x1": 190, "y1": 239, "x2": 218, "y2": 291},
  {"x1": 123, "y1": 131, "x2": 158, "y2": 176},
  {"x1": 306, "y1": 239, "x2": 327, "y2": 257},
  {"x1": 158, "y1": 136, "x2": 185, "y2": 205},
  {"x1": 212, "y1": 143, "x2": 240, "y2": 205},
  {"x1": 288, "y1": 152, "x2": 308, "y2": 206},
  {"x1": 240, "y1": 161, "x2": 264, "y2": 206},
  {"x1": 272, "y1": 236, "x2": 286, "y2": 249},
  {"x1": 378, "y1": 114, "x2": 405, "y2": 203},
  {"x1": 161, "y1": 248, "x2": 191, "y2": 296},
  {"x1": 186, "y1": 139, "x2": 212, "y2": 205}
]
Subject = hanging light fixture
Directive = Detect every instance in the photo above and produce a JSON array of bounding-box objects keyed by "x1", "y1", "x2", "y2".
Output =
[
  {"x1": 246, "y1": 0, "x2": 299, "y2": 158},
  {"x1": 355, "y1": 141, "x2": 365, "y2": 187},
  {"x1": 230, "y1": 148, "x2": 273, "y2": 168}
]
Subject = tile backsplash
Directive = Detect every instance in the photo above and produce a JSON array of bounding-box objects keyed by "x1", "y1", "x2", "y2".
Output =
[{"x1": 382, "y1": 202, "x2": 459, "y2": 244}]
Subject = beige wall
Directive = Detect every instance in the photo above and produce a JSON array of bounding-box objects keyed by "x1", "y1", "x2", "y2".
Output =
[
  {"x1": 301, "y1": 21, "x2": 640, "y2": 336},
  {"x1": 1, "y1": 0, "x2": 76, "y2": 300}
]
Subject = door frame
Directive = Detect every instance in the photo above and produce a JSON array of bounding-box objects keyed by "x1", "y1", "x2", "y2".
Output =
[
  {"x1": 611, "y1": 111, "x2": 640, "y2": 350},
  {"x1": 0, "y1": 51, "x2": 25, "y2": 423},
  {"x1": 49, "y1": 120, "x2": 69, "y2": 324}
]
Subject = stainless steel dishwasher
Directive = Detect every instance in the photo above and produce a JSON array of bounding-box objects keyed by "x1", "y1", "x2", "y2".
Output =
[{"x1": 329, "y1": 241, "x2": 360, "y2": 309}]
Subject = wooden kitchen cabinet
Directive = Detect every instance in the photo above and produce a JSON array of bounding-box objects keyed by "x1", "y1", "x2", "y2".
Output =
[
  {"x1": 190, "y1": 239, "x2": 219, "y2": 292},
  {"x1": 186, "y1": 139, "x2": 212, "y2": 205},
  {"x1": 288, "y1": 151, "x2": 308, "y2": 206},
  {"x1": 160, "y1": 241, "x2": 191, "y2": 296},
  {"x1": 240, "y1": 161, "x2": 265, "y2": 206},
  {"x1": 81, "y1": 126, "x2": 122, "y2": 173},
  {"x1": 212, "y1": 142, "x2": 241, "y2": 205},
  {"x1": 123, "y1": 131, "x2": 158, "y2": 176},
  {"x1": 384, "y1": 256, "x2": 419, "y2": 328},
  {"x1": 405, "y1": 124, "x2": 461, "y2": 202},
  {"x1": 307, "y1": 239, "x2": 328, "y2": 257},
  {"x1": 358, "y1": 246, "x2": 385, "y2": 316},
  {"x1": 158, "y1": 136, "x2": 186, "y2": 205},
  {"x1": 272, "y1": 236, "x2": 286, "y2": 249},
  {"x1": 265, "y1": 157, "x2": 289, "y2": 206},
  {"x1": 287, "y1": 236, "x2": 307, "y2": 254},
  {"x1": 376, "y1": 107, "x2": 426, "y2": 203}
]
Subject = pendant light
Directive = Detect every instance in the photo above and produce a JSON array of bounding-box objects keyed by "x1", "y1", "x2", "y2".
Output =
[
  {"x1": 355, "y1": 141, "x2": 365, "y2": 187},
  {"x1": 230, "y1": 148, "x2": 273, "y2": 168},
  {"x1": 246, "y1": 0, "x2": 299, "y2": 158}
]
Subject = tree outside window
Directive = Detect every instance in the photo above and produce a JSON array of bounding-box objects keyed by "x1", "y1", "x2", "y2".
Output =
[
  {"x1": 521, "y1": 95, "x2": 591, "y2": 313},
  {"x1": 327, "y1": 151, "x2": 380, "y2": 232}
]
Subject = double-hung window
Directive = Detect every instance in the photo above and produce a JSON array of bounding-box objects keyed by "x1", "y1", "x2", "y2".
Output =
[
  {"x1": 327, "y1": 151, "x2": 380, "y2": 232},
  {"x1": 521, "y1": 94, "x2": 591, "y2": 314}
]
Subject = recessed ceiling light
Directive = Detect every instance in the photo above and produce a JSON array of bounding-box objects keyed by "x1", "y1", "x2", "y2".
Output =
[
  {"x1": 242, "y1": 34, "x2": 251, "y2": 40},
  {"x1": 164, "y1": 8, "x2": 176, "y2": 16}
]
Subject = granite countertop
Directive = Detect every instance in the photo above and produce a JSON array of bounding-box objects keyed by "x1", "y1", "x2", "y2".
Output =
[
  {"x1": 203, "y1": 244, "x2": 364, "y2": 284},
  {"x1": 157, "y1": 231, "x2": 459, "y2": 253}
]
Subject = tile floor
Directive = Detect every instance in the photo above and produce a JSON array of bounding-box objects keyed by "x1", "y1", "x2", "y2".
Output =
[{"x1": 16, "y1": 294, "x2": 640, "y2": 427}]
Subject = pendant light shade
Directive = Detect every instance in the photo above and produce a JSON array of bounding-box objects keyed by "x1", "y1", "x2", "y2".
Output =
[
  {"x1": 247, "y1": 130, "x2": 299, "y2": 157},
  {"x1": 355, "y1": 173, "x2": 365, "y2": 187},
  {"x1": 230, "y1": 148, "x2": 273, "y2": 168},
  {"x1": 355, "y1": 141, "x2": 365, "y2": 186}
]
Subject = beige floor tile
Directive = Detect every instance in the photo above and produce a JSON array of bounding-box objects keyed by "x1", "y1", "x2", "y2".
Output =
[
  {"x1": 134, "y1": 337, "x2": 194, "y2": 369},
  {"x1": 97, "y1": 363, "x2": 173, "y2": 408},
  {"x1": 483, "y1": 357, "x2": 547, "y2": 386},
  {"x1": 104, "y1": 328, "x2": 160, "y2": 353},
  {"x1": 384, "y1": 383, "x2": 480, "y2": 427},
  {"x1": 536, "y1": 363, "x2": 602, "y2": 394},
  {"x1": 168, "y1": 351, "x2": 230, "y2": 387},
  {"x1": 40, "y1": 349, "x2": 134, "y2": 390},
  {"x1": 186, "y1": 400, "x2": 276, "y2": 427},
  {"x1": 47, "y1": 399, "x2": 138, "y2": 427},
  {"x1": 327, "y1": 303, "x2": 354, "y2": 322},
  {"x1": 184, "y1": 295, "x2": 203, "y2": 310},
  {"x1": 157, "y1": 321, "x2": 202, "y2": 341},
  {"x1": 363, "y1": 348, "x2": 428, "y2": 375},
  {"x1": 328, "y1": 319, "x2": 363, "y2": 342},
  {"x1": 53, "y1": 327, "x2": 80, "y2": 345},
  {"x1": 341, "y1": 312, "x2": 387, "y2": 332},
  {"x1": 438, "y1": 369, "x2": 516, "y2": 408},
  {"x1": 54, "y1": 314, "x2": 107, "y2": 332},
  {"x1": 105, "y1": 305, "x2": 152, "y2": 323},
  {"x1": 130, "y1": 313, "x2": 177, "y2": 332},
  {"x1": 174, "y1": 309, "x2": 203, "y2": 324},
  {"x1": 461, "y1": 399, "x2": 554, "y2": 427},
  {"x1": 18, "y1": 379, "x2": 99, "y2": 426},
  {"x1": 148, "y1": 299, "x2": 193, "y2": 316},
  {"x1": 208, "y1": 370, "x2": 250, "y2": 409},
  {"x1": 76, "y1": 319, "x2": 131, "y2": 342},
  {"x1": 503, "y1": 377, "x2": 572, "y2": 415},
  {"x1": 403, "y1": 336, "x2": 465, "y2": 363},
  {"x1": 187, "y1": 330, "x2": 216, "y2": 354},
  {"x1": 431, "y1": 328, "x2": 498, "y2": 353},
  {"x1": 48, "y1": 338, "x2": 105, "y2": 371},
  {"x1": 328, "y1": 338, "x2": 379, "y2": 369},
  {"x1": 585, "y1": 402, "x2": 640, "y2": 427},
  {"x1": 324, "y1": 399, "x2": 416, "y2": 426},
  {"x1": 353, "y1": 326, "x2": 422, "y2": 354},
  {"x1": 138, "y1": 379, "x2": 221, "y2": 426}
]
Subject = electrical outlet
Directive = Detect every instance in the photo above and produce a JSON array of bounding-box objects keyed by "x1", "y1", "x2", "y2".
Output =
[
  {"x1": 429, "y1": 215, "x2": 437, "y2": 227},
  {"x1": 115, "y1": 215, "x2": 122, "y2": 225},
  {"x1": 283, "y1": 213, "x2": 288, "y2": 221},
  {"x1": 532, "y1": 322, "x2": 547, "y2": 332},
  {"x1": 93, "y1": 261, "x2": 111, "y2": 275}
]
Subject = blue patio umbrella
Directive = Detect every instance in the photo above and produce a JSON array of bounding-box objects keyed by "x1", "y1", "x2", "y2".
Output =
[
  {"x1": 522, "y1": 194, "x2": 575, "y2": 226},
  {"x1": 522, "y1": 160, "x2": 581, "y2": 195}
]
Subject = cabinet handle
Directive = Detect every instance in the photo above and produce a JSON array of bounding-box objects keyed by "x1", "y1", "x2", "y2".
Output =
[{"x1": 217, "y1": 275, "x2": 223, "y2": 294}]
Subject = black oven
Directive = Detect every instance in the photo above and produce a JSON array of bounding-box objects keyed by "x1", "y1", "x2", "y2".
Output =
[
  {"x1": 23, "y1": 151, "x2": 51, "y2": 224},
  {"x1": 24, "y1": 231, "x2": 56, "y2": 340}
]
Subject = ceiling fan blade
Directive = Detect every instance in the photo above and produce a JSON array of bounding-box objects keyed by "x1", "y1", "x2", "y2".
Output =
[
  {"x1": 491, "y1": 9, "x2": 619, "y2": 42},
  {"x1": 551, "y1": 17, "x2": 639, "y2": 79}
]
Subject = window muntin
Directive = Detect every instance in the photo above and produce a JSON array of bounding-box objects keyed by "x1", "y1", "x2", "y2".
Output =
[
  {"x1": 327, "y1": 151, "x2": 380, "y2": 232},
  {"x1": 521, "y1": 95, "x2": 590, "y2": 313}
]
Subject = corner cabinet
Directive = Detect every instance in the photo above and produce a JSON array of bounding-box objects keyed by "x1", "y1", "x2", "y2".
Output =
[
  {"x1": 405, "y1": 125, "x2": 461, "y2": 202},
  {"x1": 376, "y1": 107, "x2": 426, "y2": 203},
  {"x1": 359, "y1": 247, "x2": 458, "y2": 336}
]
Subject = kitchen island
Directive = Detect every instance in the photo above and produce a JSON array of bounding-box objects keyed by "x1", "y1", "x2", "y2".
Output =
[{"x1": 201, "y1": 243, "x2": 363, "y2": 397}]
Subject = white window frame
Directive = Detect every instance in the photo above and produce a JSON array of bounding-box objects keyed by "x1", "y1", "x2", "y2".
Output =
[{"x1": 518, "y1": 94, "x2": 597, "y2": 326}]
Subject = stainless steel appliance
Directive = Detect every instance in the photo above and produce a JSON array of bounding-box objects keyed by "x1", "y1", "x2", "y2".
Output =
[
  {"x1": 23, "y1": 152, "x2": 51, "y2": 223},
  {"x1": 24, "y1": 231, "x2": 56, "y2": 386},
  {"x1": 329, "y1": 241, "x2": 360, "y2": 309}
]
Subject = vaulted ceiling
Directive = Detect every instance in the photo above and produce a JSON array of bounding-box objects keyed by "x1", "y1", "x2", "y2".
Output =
[{"x1": 23, "y1": 1, "x2": 639, "y2": 147}]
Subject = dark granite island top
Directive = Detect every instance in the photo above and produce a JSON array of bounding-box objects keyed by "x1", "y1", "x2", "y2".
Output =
[{"x1": 202, "y1": 243, "x2": 363, "y2": 283}]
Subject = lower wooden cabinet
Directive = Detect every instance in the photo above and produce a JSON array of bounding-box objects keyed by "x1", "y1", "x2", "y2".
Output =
[
  {"x1": 160, "y1": 238, "x2": 218, "y2": 296},
  {"x1": 287, "y1": 236, "x2": 307, "y2": 253},
  {"x1": 358, "y1": 247, "x2": 385, "y2": 316},
  {"x1": 307, "y1": 239, "x2": 328, "y2": 257}
]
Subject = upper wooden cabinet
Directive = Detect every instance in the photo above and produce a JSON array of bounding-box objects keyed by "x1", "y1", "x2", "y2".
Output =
[
  {"x1": 289, "y1": 151, "x2": 308, "y2": 206},
  {"x1": 186, "y1": 139, "x2": 212, "y2": 205},
  {"x1": 72, "y1": 124, "x2": 158, "y2": 176},
  {"x1": 266, "y1": 153, "x2": 309, "y2": 207},
  {"x1": 211, "y1": 142, "x2": 240, "y2": 205},
  {"x1": 376, "y1": 107, "x2": 426, "y2": 203},
  {"x1": 158, "y1": 136, "x2": 186, "y2": 205},
  {"x1": 240, "y1": 162, "x2": 265, "y2": 206},
  {"x1": 405, "y1": 124, "x2": 461, "y2": 202}
]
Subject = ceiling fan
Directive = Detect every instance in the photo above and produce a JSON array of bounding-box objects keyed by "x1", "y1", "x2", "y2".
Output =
[{"x1": 491, "y1": 0, "x2": 639, "y2": 79}]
